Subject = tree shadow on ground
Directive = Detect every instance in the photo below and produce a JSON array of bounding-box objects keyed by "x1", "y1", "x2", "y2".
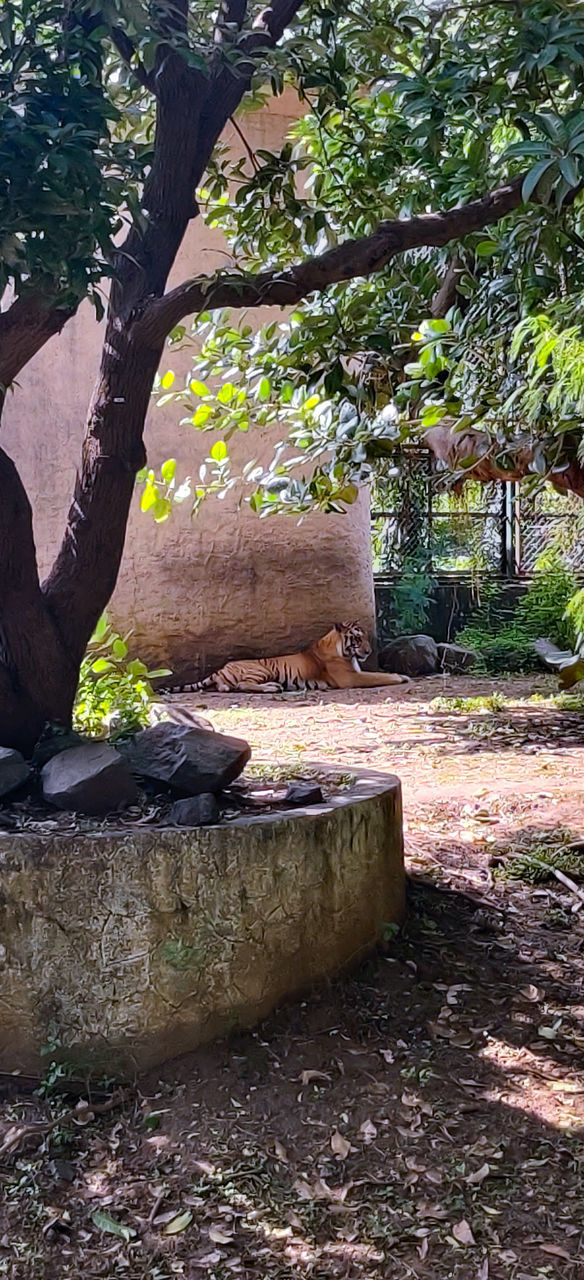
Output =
[{"x1": 2, "y1": 835, "x2": 584, "y2": 1280}]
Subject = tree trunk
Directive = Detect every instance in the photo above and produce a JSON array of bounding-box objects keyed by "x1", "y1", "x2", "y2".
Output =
[{"x1": 0, "y1": 446, "x2": 79, "y2": 753}]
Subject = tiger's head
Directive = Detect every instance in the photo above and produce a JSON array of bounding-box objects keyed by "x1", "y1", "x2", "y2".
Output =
[{"x1": 334, "y1": 620, "x2": 371, "y2": 662}]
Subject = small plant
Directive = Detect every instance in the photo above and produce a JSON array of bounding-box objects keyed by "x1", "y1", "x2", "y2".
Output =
[
  {"x1": 456, "y1": 551, "x2": 578, "y2": 673},
  {"x1": 73, "y1": 612, "x2": 170, "y2": 739},
  {"x1": 430, "y1": 693, "x2": 508, "y2": 713},
  {"x1": 502, "y1": 844, "x2": 584, "y2": 884}
]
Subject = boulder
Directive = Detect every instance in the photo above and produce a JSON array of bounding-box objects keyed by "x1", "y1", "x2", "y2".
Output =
[
  {"x1": 285, "y1": 783, "x2": 324, "y2": 807},
  {"x1": 0, "y1": 748, "x2": 30, "y2": 799},
  {"x1": 437, "y1": 642, "x2": 479, "y2": 673},
  {"x1": 124, "y1": 723, "x2": 251, "y2": 796},
  {"x1": 379, "y1": 634, "x2": 439, "y2": 677},
  {"x1": 32, "y1": 728, "x2": 85, "y2": 769},
  {"x1": 169, "y1": 794, "x2": 220, "y2": 826},
  {"x1": 41, "y1": 743, "x2": 140, "y2": 815}
]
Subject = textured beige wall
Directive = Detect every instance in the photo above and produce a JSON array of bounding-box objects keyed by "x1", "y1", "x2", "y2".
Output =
[{"x1": 3, "y1": 96, "x2": 374, "y2": 681}]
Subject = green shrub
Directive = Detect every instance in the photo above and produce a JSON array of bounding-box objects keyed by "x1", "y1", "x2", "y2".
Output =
[
  {"x1": 73, "y1": 613, "x2": 170, "y2": 739},
  {"x1": 456, "y1": 551, "x2": 578, "y2": 674},
  {"x1": 385, "y1": 552, "x2": 437, "y2": 636}
]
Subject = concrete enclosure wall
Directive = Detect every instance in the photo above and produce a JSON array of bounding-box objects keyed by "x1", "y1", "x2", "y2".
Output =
[
  {"x1": 0, "y1": 772, "x2": 404, "y2": 1075},
  {"x1": 3, "y1": 95, "x2": 374, "y2": 681}
]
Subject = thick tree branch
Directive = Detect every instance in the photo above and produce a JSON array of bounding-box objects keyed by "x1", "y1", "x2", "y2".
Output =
[
  {"x1": 193, "y1": 0, "x2": 306, "y2": 186},
  {"x1": 214, "y1": 0, "x2": 248, "y2": 44},
  {"x1": 425, "y1": 424, "x2": 584, "y2": 499},
  {"x1": 0, "y1": 295, "x2": 74, "y2": 392},
  {"x1": 110, "y1": 26, "x2": 156, "y2": 93},
  {"x1": 138, "y1": 177, "x2": 524, "y2": 344},
  {"x1": 430, "y1": 255, "x2": 464, "y2": 317}
]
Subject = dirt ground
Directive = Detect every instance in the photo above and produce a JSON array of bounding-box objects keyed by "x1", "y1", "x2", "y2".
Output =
[{"x1": 2, "y1": 674, "x2": 584, "y2": 1280}]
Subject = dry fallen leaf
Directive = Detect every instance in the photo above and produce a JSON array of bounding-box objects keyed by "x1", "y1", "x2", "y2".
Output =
[
  {"x1": 331, "y1": 1130, "x2": 351, "y2": 1160},
  {"x1": 359, "y1": 1118, "x2": 377, "y2": 1144},
  {"x1": 293, "y1": 1178, "x2": 314, "y2": 1201},
  {"x1": 466, "y1": 1163, "x2": 490, "y2": 1186},
  {"x1": 452, "y1": 1219, "x2": 476, "y2": 1246},
  {"x1": 299, "y1": 1070, "x2": 331, "y2": 1085},
  {"x1": 273, "y1": 1140, "x2": 288, "y2": 1162},
  {"x1": 418, "y1": 1235, "x2": 429, "y2": 1261},
  {"x1": 163, "y1": 1210, "x2": 193, "y2": 1236},
  {"x1": 477, "y1": 1259, "x2": 489, "y2": 1279},
  {"x1": 539, "y1": 1243, "x2": 573, "y2": 1261},
  {"x1": 208, "y1": 1225, "x2": 233, "y2": 1245},
  {"x1": 520, "y1": 985, "x2": 541, "y2": 1002},
  {"x1": 379, "y1": 1048, "x2": 395, "y2": 1064}
]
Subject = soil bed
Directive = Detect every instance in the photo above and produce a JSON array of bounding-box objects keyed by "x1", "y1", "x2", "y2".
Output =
[
  {"x1": 1, "y1": 675, "x2": 584, "y2": 1279},
  {"x1": 0, "y1": 767, "x2": 353, "y2": 834}
]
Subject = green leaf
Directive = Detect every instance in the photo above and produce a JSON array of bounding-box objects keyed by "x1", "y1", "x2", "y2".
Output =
[
  {"x1": 141, "y1": 483, "x2": 158, "y2": 513},
  {"x1": 154, "y1": 497, "x2": 172, "y2": 523},
  {"x1": 161, "y1": 458, "x2": 176, "y2": 483},
  {"x1": 217, "y1": 382, "x2": 237, "y2": 404},
  {"x1": 91, "y1": 1210, "x2": 136, "y2": 1241},
  {"x1": 210, "y1": 440, "x2": 228, "y2": 461},
  {"x1": 476, "y1": 240, "x2": 498, "y2": 257},
  {"x1": 337, "y1": 484, "x2": 359, "y2": 504},
  {"x1": 190, "y1": 379, "x2": 209, "y2": 397},
  {"x1": 522, "y1": 159, "x2": 555, "y2": 203},
  {"x1": 160, "y1": 371, "x2": 175, "y2": 390},
  {"x1": 192, "y1": 405, "x2": 213, "y2": 427},
  {"x1": 91, "y1": 614, "x2": 109, "y2": 644},
  {"x1": 559, "y1": 155, "x2": 580, "y2": 188},
  {"x1": 112, "y1": 638, "x2": 128, "y2": 659},
  {"x1": 258, "y1": 376, "x2": 271, "y2": 401},
  {"x1": 91, "y1": 658, "x2": 113, "y2": 673}
]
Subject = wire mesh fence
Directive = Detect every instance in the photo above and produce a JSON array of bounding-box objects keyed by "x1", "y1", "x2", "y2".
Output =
[{"x1": 371, "y1": 448, "x2": 584, "y2": 579}]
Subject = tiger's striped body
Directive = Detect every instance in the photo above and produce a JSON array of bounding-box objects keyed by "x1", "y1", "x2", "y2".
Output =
[{"x1": 163, "y1": 623, "x2": 409, "y2": 695}]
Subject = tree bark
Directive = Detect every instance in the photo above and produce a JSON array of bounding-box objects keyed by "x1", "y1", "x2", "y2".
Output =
[
  {"x1": 138, "y1": 178, "x2": 524, "y2": 342},
  {"x1": 0, "y1": 447, "x2": 79, "y2": 753}
]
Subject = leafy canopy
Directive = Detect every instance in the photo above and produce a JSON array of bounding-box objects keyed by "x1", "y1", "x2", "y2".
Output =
[{"x1": 146, "y1": 0, "x2": 584, "y2": 515}]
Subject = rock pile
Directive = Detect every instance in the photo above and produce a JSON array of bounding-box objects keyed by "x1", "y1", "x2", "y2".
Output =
[{"x1": 0, "y1": 721, "x2": 252, "y2": 825}]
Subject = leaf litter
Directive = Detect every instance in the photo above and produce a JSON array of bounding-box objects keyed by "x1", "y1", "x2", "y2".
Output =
[{"x1": 2, "y1": 675, "x2": 584, "y2": 1279}]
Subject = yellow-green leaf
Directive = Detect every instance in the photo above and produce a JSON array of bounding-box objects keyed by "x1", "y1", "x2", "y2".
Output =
[
  {"x1": 92, "y1": 1210, "x2": 136, "y2": 1241},
  {"x1": 210, "y1": 440, "x2": 228, "y2": 462},
  {"x1": 140, "y1": 482, "x2": 158, "y2": 512},
  {"x1": 192, "y1": 405, "x2": 212, "y2": 427},
  {"x1": 161, "y1": 458, "x2": 176, "y2": 483},
  {"x1": 163, "y1": 1210, "x2": 193, "y2": 1236},
  {"x1": 161, "y1": 370, "x2": 175, "y2": 389}
]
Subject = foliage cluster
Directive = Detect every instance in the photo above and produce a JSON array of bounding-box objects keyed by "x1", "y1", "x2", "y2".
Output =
[
  {"x1": 456, "y1": 551, "x2": 578, "y2": 672},
  {"x1": 137, "y1": 0, "x2": 584, "y2": 521},
  {"x1": 73, "y1": 613, "x2": 169, "y2": 739}
]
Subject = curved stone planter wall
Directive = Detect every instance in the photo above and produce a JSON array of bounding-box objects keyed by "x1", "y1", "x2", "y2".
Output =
[{"x1": 0, "y1": 770, "x2": 404, "y2": 1076}]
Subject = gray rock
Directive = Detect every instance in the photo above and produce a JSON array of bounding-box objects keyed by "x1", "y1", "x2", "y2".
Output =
[
  {"x1": 41, "y1": 743, "x2": 139, "y2": 815},
  {"x1": 32, "y1": 728, "x2": 85, "y2": 769},
  {"x1": 169, "y1": 794, "x2": 220, "y2": 826},
  {"x1": 0, "y1": 748, "x2": 30, "y2": 799},
  {"x1": 285, "y1": 783, "x2": 324, "y2": 807},
  {"x1": 437, "y1": 642, "x2": 479, "y2": 673},
  {"x1": 379, "y1": 634, "x2": 439, "y2": 677},
  {"x1": 124, "y1": 723, "x2": 251, "y2": 796}
]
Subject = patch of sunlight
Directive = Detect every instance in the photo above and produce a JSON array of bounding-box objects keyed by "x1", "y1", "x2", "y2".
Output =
[{"x1": 480, "y1": 1037, "x2": 584, "y2": 1129}]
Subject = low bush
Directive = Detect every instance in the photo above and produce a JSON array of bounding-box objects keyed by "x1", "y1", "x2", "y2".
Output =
[
  {"x1": 73, "y1": 613, "x2": 170, "y2": 739},
  {"x1": 456, "y1": 552, "x2": 578, "y2": 673}
]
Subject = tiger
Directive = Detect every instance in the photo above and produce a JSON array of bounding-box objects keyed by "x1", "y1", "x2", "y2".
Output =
[{"x1": 162, "y1": 622, "x2": 410, "y2": 695}]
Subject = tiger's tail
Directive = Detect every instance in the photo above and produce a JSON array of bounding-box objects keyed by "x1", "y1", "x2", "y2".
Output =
[{"x1": 160, "y1": 673, "x2": 218, "y2": 695}]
